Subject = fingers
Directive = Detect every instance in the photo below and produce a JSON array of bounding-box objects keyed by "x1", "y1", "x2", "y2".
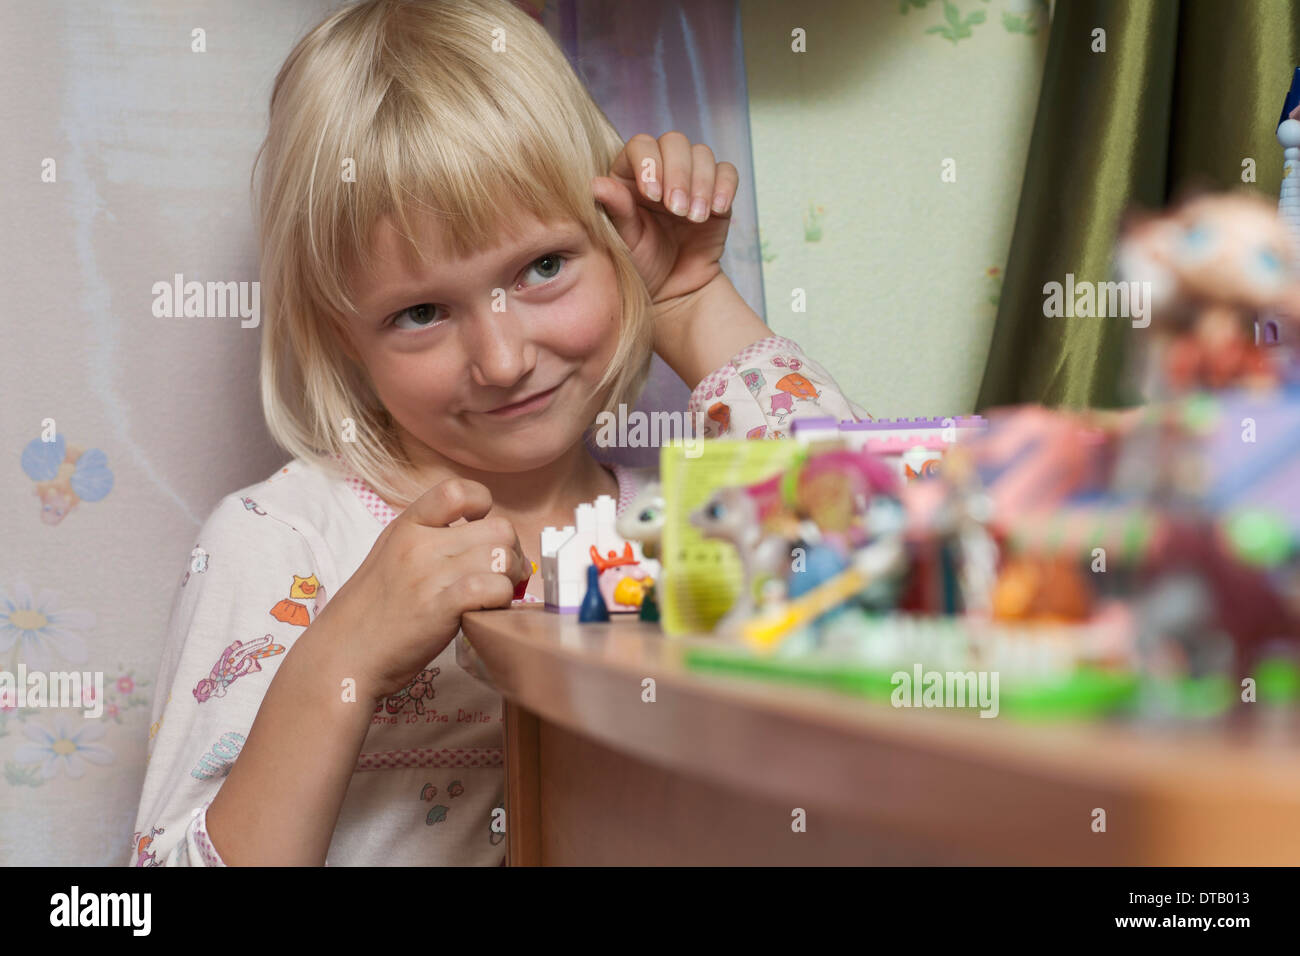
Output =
[
  {"x1": 684, "y1": 144, "x2": 716, "y2": 223},
  {"x1": 435, "y1": 513, "x2": 525, "y2": 567},
  {"x1": 611, "y1": 133, "x2": 664, "y2": 202},
  {"x1": 451, "y1": 572, "x2": 518, "y2": 614},
  {"x1": 419, "y1": 516, "x2": 529, "y2": 595},
  {"x1": 609, "y1": 132, "x2": 736, "y2": 220},
  {"x1": 712, "y1": 161, "x2": 738, "y2": 217},
  {"x1": 403, "y1": 478, "x2": 494, "y2": 528},
  {"x1": 450, "y1": 542, "x2": 529, "y2": 588},
  {"x1": 657, "y1": 131, "x2": 693, "y2": 218}
]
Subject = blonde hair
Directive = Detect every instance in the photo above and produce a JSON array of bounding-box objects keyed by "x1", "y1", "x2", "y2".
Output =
[{"x1": 254, "y1": 0, "x2": 654, "y2": 507}]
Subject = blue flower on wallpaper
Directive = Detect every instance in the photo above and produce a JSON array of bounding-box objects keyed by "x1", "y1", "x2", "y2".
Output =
[
  {"x1": 0, "y1": 581, "x2": 93, "y2": 669},
  {"x1": 13, "y1": 714, "x2": 113, "y2": 780},
  {"x1": 21, "y1": 434, "x2": 114, "y2": 526}
]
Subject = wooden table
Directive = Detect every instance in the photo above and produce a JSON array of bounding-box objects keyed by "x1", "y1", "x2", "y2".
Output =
[{"x1": 459, "y1": 605, "x2": 1300, "y2": 865}]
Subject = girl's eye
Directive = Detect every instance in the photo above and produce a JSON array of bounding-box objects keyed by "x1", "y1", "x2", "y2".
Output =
[
  {"x1": 1179, "y1": 223, "x2": 1215, "y2": 260},
  {"x1": 1255, "y1": 246, "x2": 1283, "y2": 277},
  {"x1": 521, "y1": 254, "x2": 565, "y2": 286},
  {"x1": 391, "y1": 303, "x2": 444, "y2": 331}
]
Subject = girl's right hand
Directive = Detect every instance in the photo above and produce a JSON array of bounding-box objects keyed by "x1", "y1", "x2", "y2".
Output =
[{"x1": 319, "y1": 478, "x2": 530, "y2": 700}]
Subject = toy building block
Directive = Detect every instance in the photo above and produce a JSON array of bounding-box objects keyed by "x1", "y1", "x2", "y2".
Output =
[
  {"x1": 539, "y1": 494, "x2": 659, "y2": 612},
  {"x1": 790, "y1": 415, "x2": 988, "y2": 479}
]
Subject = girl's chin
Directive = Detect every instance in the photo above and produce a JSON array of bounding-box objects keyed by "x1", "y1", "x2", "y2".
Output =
[{"x1": 454, "y1": 429, "x2": 586, "y2": 473}]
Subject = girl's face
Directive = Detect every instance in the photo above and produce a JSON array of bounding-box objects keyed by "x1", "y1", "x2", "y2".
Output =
[{"x1": 341, "y1": 211, "x2": 623, "y2": 476}]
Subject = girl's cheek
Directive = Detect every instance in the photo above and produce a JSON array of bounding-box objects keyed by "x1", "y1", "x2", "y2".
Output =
[
  {"x1": 542, "y1": 286, "x2": 619, "y2": 358},
  {"x1": 380, "y1": 351, "x2": 460, "y2": 406}
]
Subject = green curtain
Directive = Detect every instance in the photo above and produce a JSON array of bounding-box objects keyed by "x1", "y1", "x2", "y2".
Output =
[{"x1": 975, "y1": 0, "x2": 1300, "y2": 412}]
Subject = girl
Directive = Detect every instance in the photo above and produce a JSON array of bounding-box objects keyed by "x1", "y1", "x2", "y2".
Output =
[{"x1": 130, "y1": 0, "x2": 869, "y2": 867}]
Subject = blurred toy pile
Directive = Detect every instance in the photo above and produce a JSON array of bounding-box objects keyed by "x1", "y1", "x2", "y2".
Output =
[
  {"x1": 539, "y1": 73, "x2": 1300, "y2": 726},
  {"x1": 661, "y1": 203, "x2": 1300, "y2": 721},
  {"x1": 671, "y1": 89, "x2": 1300, "y2": 724}
]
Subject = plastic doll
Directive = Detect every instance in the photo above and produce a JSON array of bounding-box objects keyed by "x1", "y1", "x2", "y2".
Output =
[{"x1": 1115, "y1": 191, "x2": 1300, "y2": 396}]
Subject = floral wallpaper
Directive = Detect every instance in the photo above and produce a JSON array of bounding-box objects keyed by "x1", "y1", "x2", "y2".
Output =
[{"x1": 743, "y1": 0, "x2": 1050, "y2": 417}]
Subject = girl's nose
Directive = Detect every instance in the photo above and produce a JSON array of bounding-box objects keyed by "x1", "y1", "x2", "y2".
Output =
[{"x1": 464, "y1": 307, "x2": 534, "y2": 388}]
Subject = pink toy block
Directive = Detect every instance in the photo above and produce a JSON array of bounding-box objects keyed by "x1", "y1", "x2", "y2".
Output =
[{"x1": 790, "y1": 415, "x2": 988, "y2": 479}]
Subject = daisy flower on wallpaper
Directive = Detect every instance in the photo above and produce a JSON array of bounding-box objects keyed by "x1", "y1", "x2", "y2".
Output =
[
  {"x1": 13, "y1": 714, "x2": 113, "y2": 780},
  {"x1": 0, "y1": 580, "x2": 93, "y2": 670}
]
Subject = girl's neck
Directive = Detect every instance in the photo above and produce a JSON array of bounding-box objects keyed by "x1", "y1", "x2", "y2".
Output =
[{"x1": 391, "y1": 434, "x2": 617, "y2": 524}]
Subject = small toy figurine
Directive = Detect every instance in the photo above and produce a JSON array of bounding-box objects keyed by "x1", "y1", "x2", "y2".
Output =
[
  {"x1": 690, "y1": 485, "x2": 798, "y2": 633},
  {"x1": 616, "y1": 482, "x2": 665, "y2": 560},
  {"x1": 578, "y1": 563, "x2": 609, "y2": 623},
  {"x1": 691, "y1": 444, "x2": 910, "y2": 644},
  {"x1": 1115, "y1": 191, "x2": 1300, "y2": 397},
  {"x1": 638, "y1": 581, "x2": 660, "y2": 622},
  {"x1": 990, "y1": 555, "x2": 1094, "y2": 624},
  {"x1": 743, "y1": 446, "x2": 899, "y2": 540}
]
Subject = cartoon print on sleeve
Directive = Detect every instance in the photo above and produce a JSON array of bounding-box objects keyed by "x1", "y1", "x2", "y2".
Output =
[
  {"x1": 769, "y1": 390, "x2": 794, "y2": 424},
  {"x1": 190, "y1": 731, "x2": 246, "y2": 780},
  {"x1": 269, "y1": 574, "x2": 325, "y2": 626},
  {"x1": 132, "y1": 825, "x2": 164, "y2": 867},
  {"x1": 707, "y1": 402, "x2": 732, "y2": 437},
  {"x1": 193, "y1": 635, "x2": 285, "y2": 703},
  {"x1": 692, "y1": 336, "x2": 870, "y2": 443},
  {"x1": 776, "y1": 371, "x2": 821, "y2": 403},
  {"x1": 769, "y1": 371, "x2": 824, "y2": 424},
  {"x1": 21, "y1": 434, "x2": 114, "y2": 525}
]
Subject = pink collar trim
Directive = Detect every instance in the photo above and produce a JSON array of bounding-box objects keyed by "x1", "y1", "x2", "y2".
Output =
[{"x1": 337, "y1": 457, "x2": 638, "y2": 529}]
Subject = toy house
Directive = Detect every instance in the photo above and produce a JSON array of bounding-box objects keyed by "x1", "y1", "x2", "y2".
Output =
[{"x1": 540, "y1": 494, "x2": 660, "y2": 612}]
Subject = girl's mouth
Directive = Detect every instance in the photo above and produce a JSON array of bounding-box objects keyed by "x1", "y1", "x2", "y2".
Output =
[{"x1": 483, "y1": 380, "x2": 565, "y2": 418}]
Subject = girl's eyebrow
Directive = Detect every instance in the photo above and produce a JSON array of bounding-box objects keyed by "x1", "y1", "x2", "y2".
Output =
[{"x1": 368, "y1": 224, "x2": 588, "y2": 317}]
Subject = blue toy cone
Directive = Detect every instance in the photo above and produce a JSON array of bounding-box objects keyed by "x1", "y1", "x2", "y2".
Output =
[{"x1": 578, "y1": 563, "x2": 609, "y2": 622}]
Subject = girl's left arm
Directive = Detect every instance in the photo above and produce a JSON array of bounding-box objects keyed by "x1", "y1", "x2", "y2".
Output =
[
  {"x1": 649, "y1": 270, "x2": 771, "y2": 395},
  {"x1": 594, "y1": 132, "x2": 867, "y2": 422}
]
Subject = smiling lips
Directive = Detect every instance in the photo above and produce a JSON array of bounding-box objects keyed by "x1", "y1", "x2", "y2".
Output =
[{"x1": 484, "y1": 381, "x2": 563, "y2": 417}]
